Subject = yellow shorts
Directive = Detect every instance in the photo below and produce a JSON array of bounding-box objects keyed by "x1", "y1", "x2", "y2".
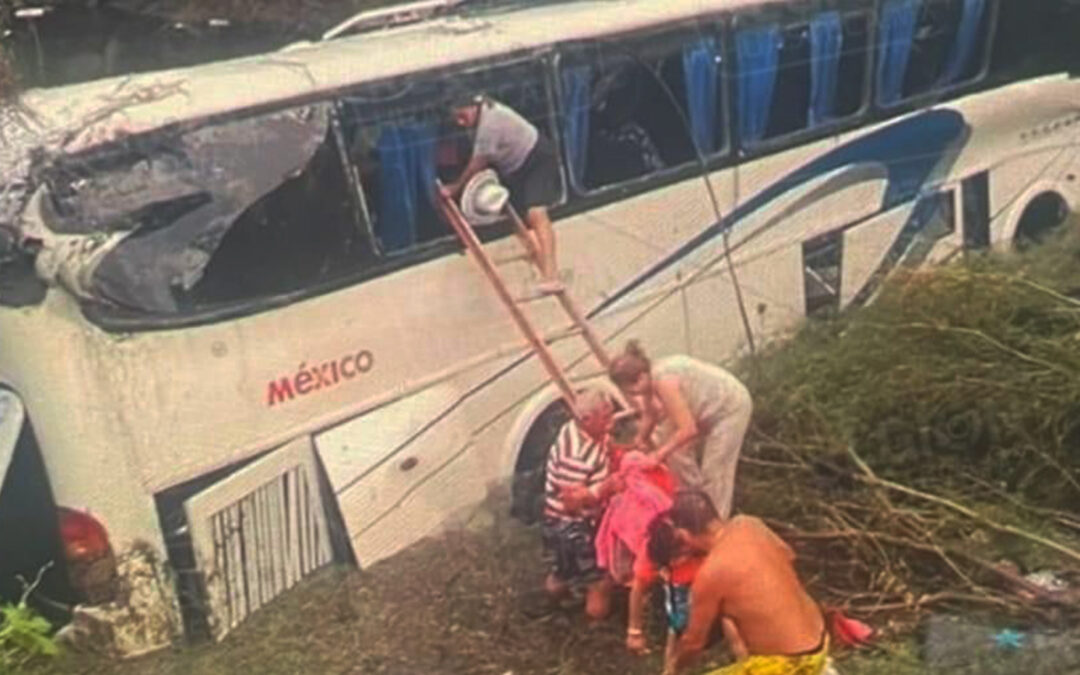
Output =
[{"x1": 705, "y1": 636, "x2": 829, "y2": 675}]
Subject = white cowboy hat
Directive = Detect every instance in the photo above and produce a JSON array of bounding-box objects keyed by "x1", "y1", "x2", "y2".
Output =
[{"x1": 459, "y1": 169, "x2": 509, "y2": 226}]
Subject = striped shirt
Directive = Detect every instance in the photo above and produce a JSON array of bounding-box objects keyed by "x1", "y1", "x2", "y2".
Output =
[{"x1": 544, "y1": 420, "x2": 611, "y2": 522}]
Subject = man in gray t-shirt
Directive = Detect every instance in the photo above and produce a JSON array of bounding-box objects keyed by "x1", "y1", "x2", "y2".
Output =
[{"x1": 443, "y1": 95, "x2": 563, "y2": 294}]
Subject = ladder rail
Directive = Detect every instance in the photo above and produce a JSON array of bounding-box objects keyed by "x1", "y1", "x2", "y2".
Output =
[
  {"x1": 503, "y1": 205, "x2": 612, "y2": 370},
  {"x1": 435, "y1": 183, "x2": 580, "y2": 412}
]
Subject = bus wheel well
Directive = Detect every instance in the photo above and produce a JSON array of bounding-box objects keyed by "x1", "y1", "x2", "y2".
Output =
[
  {"x1": 1014, "y1": 191, "x2": 1070, "y2": 249},
  {"x1": 509, "y1": 399, "x2": 572, "y2": 525}
]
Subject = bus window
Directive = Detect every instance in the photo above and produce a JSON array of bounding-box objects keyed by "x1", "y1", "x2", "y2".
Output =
[
  {"x1": 337, "y1": 60, "x2": 561, "y2": 254},
  {"x1": 989, "y1": 2, "x2": 1077, "y2": 83},
  {"x1": 892, "y1": 189, "x2": 956, "y2": 268},
  {"x1": 834, "y1": 13, "x2": 872, "y2": 119},
  {"x1": 803, "y1": 230, "x2": 843, "y2": 316},
  {"x1": 961, "y1": 171, "x2": 990, "y2": 251},
  {"x1": 192, "y1": 120, "x2": 365, "y2": 307},
  {"x1": 735, "y1": 10, "x2": 869, "y2": 149},
  {"x1": 559, "y1": 28, "x2": 723, "y2": 193},
  {"x1": 876, "y1": 0, "x2": 994, "y2": 108}
]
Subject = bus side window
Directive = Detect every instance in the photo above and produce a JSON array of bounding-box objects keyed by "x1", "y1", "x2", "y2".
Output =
[
  {"x1": 961, "y1": 171, "x2": 991, "y2": 250},
  {"x1": 876, "y1": 0, "x2": 994, "y2": 108},
  {"x1": 902, "y1": 189, "x2": 956, "y2": 265},
  {"x1": 735, "y1": 10, "x2": 869, "y2": 149},
  {"x1": 337, "y1": 61, "x2": 560, "y2": 254},
  {"x1": 803, "y1": 230, "x2": 843, "y2": 317},
  {"x1": 192, "y1": 106, "x2": 364, "y2": 307},
  {"x1": 559, "y1": 28, "x2": 724, "y2": 193}
]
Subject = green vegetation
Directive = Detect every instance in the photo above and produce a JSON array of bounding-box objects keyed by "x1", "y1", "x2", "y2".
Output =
[
  {"x1": 737, "y1": 227, "x2": 1080, "y2": 638},
  {"x1": 1, "y1": 566, "x2": 58, "y2": 674}
]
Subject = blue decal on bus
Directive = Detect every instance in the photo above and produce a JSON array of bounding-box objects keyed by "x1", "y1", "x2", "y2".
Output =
[{"x1": 589, "y1": 109, "x2": 969, "y2": 319}]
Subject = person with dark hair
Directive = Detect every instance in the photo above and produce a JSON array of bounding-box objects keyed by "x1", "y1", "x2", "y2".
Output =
[
  {"x1": 625, "y1": 511, "x2": 706, "y2": 675},
  {"x1": 661, "y1": 491, "x2": 829, "y2": 675},
  {"x1": 441, "y1": 92, "x2": 564, "y2": 294},
  {"x1": 608, "y1": 340, "x2": 753, "y2": 519}
]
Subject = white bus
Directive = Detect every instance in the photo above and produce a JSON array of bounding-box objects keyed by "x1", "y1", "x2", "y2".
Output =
[{"x1": 1, "y1": 0, "x2": 1078, "y2": 654}]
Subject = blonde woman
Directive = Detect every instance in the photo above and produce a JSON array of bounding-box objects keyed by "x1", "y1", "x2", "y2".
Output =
[{"x1": 608, "y1": 341, "x2": 752, "y2": 519}]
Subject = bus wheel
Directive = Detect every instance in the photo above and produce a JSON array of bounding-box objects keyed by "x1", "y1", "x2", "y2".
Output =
[
  {"x1": 1014, "y1": 192, "x2": 1070, "y2": 249},
  {"x1": 509, "y1": 399, "x2": 571, "y2": 526}
]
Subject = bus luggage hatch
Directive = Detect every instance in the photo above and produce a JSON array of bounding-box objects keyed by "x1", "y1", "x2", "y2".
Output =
[{"x1": 184, "y1": 436, "x2": 332, "y2": 640}]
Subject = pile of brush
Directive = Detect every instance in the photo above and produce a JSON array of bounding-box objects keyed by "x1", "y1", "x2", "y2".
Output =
[{"x1": 736, "y1": 228, "x2": 1080, "y2": 633}]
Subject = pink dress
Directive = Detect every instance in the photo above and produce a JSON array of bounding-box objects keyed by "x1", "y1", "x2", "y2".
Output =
[{"x1": 594, "y1": 452, "x2": 674, "y2": 584}]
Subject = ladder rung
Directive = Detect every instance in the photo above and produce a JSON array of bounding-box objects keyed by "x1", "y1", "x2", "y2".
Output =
[
  {"x1": 546, "y1": 325, "x2": 585, "y2": 343},
  {"x1": 514, "y1": 290, "x2": 556, "y2": 304},
  {"x1": 493, "y1": 251, "x2": 533, "y2": 266}
]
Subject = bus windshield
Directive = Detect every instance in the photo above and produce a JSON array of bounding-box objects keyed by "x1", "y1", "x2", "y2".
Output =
[{"x1": 32, "y1": 103, "x2": 354, "y2": 314}]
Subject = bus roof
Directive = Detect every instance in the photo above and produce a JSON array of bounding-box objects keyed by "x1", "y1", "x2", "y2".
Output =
[{"x1": 14, "y1": 0, "x2": 801, "y2": 156}]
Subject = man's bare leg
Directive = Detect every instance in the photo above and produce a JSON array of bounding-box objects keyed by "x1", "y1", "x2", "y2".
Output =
[
  {"x1": 662, "y1": 631, "x2": 678, "y2": 675},
  {"x1": 545, "y1": 572, "x2": 568, "y2": 599},
  {"x1": 527, "y1": 206, "x2": 560, "y2": 290}
]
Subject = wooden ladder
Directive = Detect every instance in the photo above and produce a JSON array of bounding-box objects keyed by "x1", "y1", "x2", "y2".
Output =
[{"x1": 435, "y1": 181, "x2": 611, "y2": 414}]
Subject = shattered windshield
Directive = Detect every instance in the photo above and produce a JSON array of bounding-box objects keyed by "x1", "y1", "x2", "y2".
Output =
[{"x1": 36, "y1": 103, "x2": 335, "y2": 314}]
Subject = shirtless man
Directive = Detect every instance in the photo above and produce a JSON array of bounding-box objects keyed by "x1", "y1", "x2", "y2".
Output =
[{"x1": 658, "y1": 491, "x2": 829, "y2": 675}]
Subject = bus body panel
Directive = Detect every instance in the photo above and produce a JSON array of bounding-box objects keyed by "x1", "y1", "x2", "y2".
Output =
[{"x1": 0, "y1": 295, "x2": 163, "y2": 552}]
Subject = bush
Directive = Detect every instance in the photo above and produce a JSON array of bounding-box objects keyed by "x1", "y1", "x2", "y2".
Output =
[
  {"x1": 0, "y1": 566, "x2": 59, "y2": 673},
  {"x1": 733, "y1": 227, "x2": 1080, "y2": 628}
]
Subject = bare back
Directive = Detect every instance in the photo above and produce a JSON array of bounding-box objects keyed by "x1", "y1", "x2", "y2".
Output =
[{"x1": 693, "y1": 516, "x2": 823, "y2": 656}]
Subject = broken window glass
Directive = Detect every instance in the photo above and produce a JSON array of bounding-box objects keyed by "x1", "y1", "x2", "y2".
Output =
[
  {"x1": 560, "y1": 28, "x2": 715, "y2": 192},
  {"x1": 803, "y1": 229, "x2": 843, "y2": 316},
  {"x1": 190, "y1": 126, "x2": 365, "y2": 308},
  {"x1": 34, "y1": 102, "x2": 367, "y2": 314}
]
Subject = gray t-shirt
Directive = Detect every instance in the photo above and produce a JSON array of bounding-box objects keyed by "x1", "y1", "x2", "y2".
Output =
[{"x1": 473, "y1": 101, "x2": 539, "y2": 176}]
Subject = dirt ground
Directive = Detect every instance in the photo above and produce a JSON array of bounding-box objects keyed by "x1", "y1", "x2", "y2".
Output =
[
  {"x1": 33, "y1": 496, "x2": 722, "y2": 675},
  {"x1": 26, "y1": 489, "x2": 1069, "y2": 675}
]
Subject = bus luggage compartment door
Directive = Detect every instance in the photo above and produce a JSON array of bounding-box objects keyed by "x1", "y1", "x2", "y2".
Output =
[{"x1": 184, "y1": 436, "x2": 332, "y2": 640}]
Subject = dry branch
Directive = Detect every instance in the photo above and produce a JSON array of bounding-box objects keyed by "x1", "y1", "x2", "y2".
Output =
[{"x1": 845, "y1": 445, "x2": 1080, "y2": 566}]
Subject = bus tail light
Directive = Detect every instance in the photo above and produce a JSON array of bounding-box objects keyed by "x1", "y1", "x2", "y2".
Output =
[{"x1": 57, "y1": 507, "x2": 117, "y2": 603}]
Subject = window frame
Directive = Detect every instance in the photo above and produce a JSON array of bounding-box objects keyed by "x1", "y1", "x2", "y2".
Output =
[
  {"x1": 74, "y1": 0, "x2": 1008, "y2": 333},
  {"x1": 80, "y1": 51, "x2": 574, "y2": 329},
  {"x1": 872, "y1": 0, "x2": 1000, "y2": 113},
  {"x1": 802, "y1": 228, "x2": 845, "y2": 317},
  {"x1": 552, "y1": 21, "x2": 733, "y2": 200},
  {"x1": 337, "y1": 51, "x2": 570, "y2": 260},
  {"x1": 730, "y1": 6, "x2": 876, "y2": 158},
  {"x1": 961, "y1": 170, "x2": 991, "y2": 251}
]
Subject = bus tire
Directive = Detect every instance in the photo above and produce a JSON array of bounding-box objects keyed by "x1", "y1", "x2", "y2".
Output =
[
  {"x1": 1013, "y1": 191, "x2": 1070, "y2": 249},
  {"x1": 509, "y1": 398, "x2": 571, "y2": 526}
]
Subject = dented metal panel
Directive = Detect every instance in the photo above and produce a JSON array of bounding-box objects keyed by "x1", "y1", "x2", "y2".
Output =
[
  {"x1": 184, "y1": 436, "x2": 332, "y2": 640},
  {"x1": 28, "y1": 104, "x2": 329, "y2": 313}
]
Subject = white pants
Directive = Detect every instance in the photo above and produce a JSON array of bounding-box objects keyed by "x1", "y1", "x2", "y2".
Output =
[{"x1": 661, "y1": 390, "x2": 752, "y2": 519}]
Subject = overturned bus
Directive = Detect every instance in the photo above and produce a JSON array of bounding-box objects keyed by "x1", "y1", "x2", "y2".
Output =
[{"x1": 3, "y1": 0, "x2": 1079, "y2": 655}]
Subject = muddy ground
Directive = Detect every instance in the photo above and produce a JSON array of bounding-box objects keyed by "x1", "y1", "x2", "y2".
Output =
[
  {"x1": 32, "y1": 493, "x2": 719, "y2": 675},
  {"x1": 26, "y1": 488, "x2": 1069, "y2": 675}
]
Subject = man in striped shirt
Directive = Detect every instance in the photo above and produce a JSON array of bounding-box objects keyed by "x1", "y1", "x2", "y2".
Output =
[{"x1": 541, "y1": 388, "x2": 619, "y2": 621}]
